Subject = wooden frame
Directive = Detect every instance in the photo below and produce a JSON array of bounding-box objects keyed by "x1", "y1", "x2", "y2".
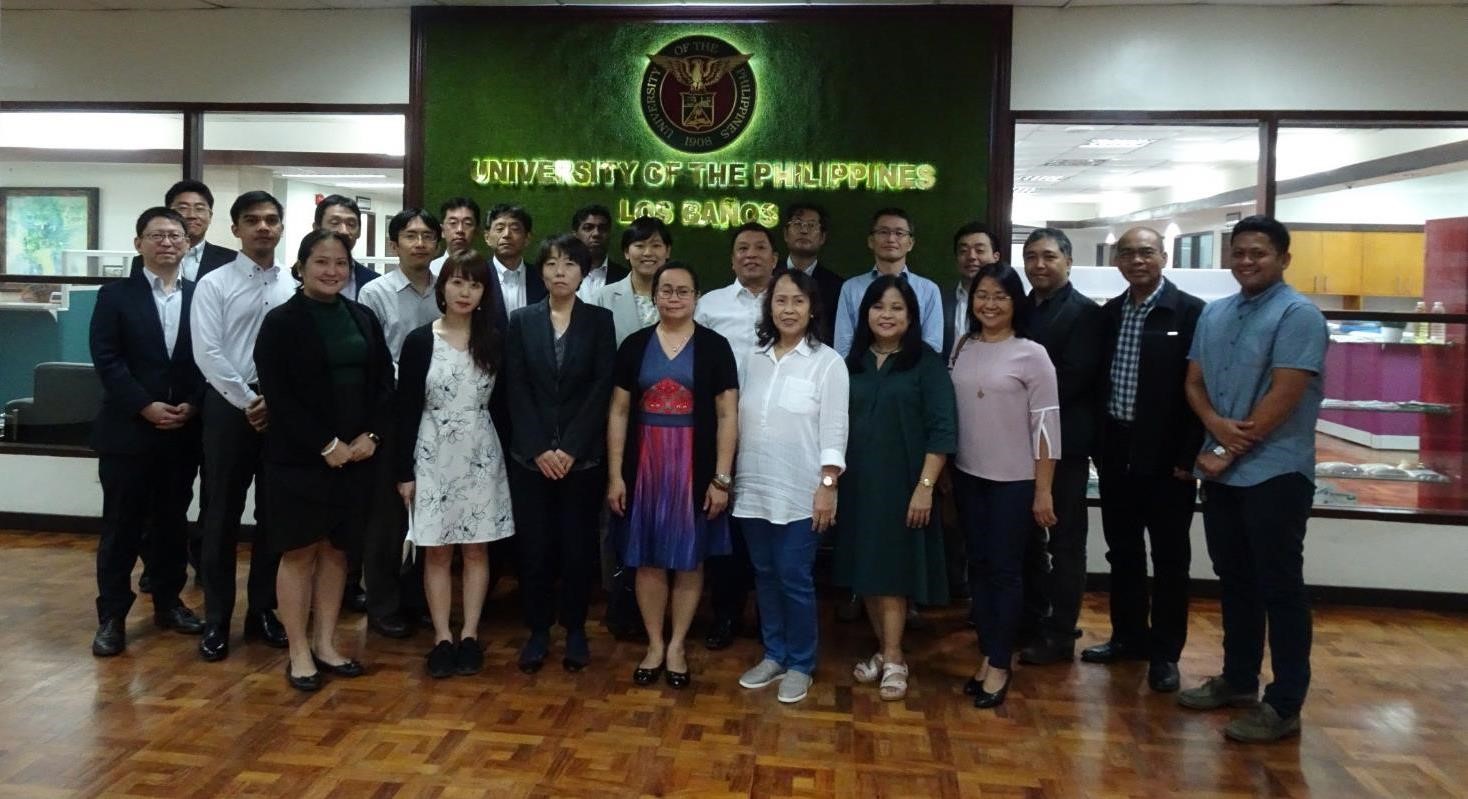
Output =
[{"x1": 0, "y1": 187, "x2": 99, "y2": 276}]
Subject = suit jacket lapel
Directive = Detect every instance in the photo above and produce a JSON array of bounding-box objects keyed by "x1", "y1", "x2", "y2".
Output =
[{"x1": 130, "y1": 271, "x2": 171, "y2": 363}]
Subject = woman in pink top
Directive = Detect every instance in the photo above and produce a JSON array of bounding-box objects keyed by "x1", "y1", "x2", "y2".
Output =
[{"x1": 948, "y1": 263, "x2": 1060, "y2": 709}]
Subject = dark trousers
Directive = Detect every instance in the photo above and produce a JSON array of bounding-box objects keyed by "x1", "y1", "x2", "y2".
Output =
[
  {"x1": 708, "y1": 515, "x2": 753, "y2": 625},
  {"x1": 96, "y1": 444, "x2": 196, "y2": 621},
  {"x1": 200, "y1": 388, "x2": 279, "y2": 626},
  {"x1": 511, "y1": 462, "x2": 605, "y2": 633},
  {"x1": 1098, "y1": 421, "x2": 1196, "y2": 662},
  {"x1": 1026, "y1": 455, "x2": 1090, "y2": 640},
  {"x1": 954, "y1": 471, "x2": 1035, "y2": 670},
  {"x1": 1202, "y1": 473, "x2": 1313, "y2": 718},
  {"x1": 362, "y1": 435, "x2": 423, "y2": 618}
]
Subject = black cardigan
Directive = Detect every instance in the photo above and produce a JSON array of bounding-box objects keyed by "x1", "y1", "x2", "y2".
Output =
[
  {"x1": 253, "y1": 292, "x2": 395, "y2": 466},
  {"x1": 503, "y1": 298, "x2": 616, "y2": 465},
  {"x1": 395, "y1": 322, "x2": 507, "y2": 483},
  {"x1": 612, "y1": 324, "x2": 739, "y2": 508}
]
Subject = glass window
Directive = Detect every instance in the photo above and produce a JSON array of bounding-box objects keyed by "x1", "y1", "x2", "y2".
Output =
[{"x1": 0, "y1": 281, "x2": 104, "y2": 449}]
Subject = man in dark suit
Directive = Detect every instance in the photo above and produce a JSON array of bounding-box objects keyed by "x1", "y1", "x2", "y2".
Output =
[
  {"x1": 1018, "y1": 227, "x2": 1107, "y2": 665},
  {"x1": 90, "y1": 207, "x2": 208, "y2": 656},
  {"x1": 572, "y1": 204, "x2": 628, "y2": 301},
  {"x1": 315, "y1": 194, "x2": 381, "y2": 302},
  {"x1": 484, "y1": 203, "x2": 545, "y2": 318},
  {"x1": 129, "y1": 180, "x2": 236, "y2": 282},
  {"x1": 776, "y1": 202, "x2": 844, "y2": 346},
  {"x1": 1084, "y1": 226, "x2": 1204, "y2": 693}
]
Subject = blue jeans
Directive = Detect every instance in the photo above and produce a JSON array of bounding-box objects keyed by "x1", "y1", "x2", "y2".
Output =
[
  {"x1": 953, "y1": 471, "x2": 1035, "y2": 671},
  {"x1": 738, "y1": 516, "x2": 819, "y2": 676}
]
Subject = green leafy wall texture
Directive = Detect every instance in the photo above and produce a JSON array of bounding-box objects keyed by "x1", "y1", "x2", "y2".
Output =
[{"x1": 422, "y1": 13, "x2": 995, "y2": 287}]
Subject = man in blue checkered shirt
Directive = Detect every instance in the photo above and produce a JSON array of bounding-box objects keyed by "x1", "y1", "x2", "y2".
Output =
[{"x1": 1084, "y1": 227, "x2": 1205, "y2": 697}]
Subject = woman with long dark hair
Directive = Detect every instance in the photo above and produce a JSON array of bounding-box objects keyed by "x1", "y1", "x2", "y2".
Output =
[
  {"x1": 255, "y1": 229, "x2": 395, "y2": 691},
  {"x1": 949, "y1": 262, "x2": 1059, "y2": 709},
  {"x1": 396, "y1": 250, "x2": 515, "y2": 679},
  {"x1": 833, "y1": 274, "x2": 956, "y2": 702}
]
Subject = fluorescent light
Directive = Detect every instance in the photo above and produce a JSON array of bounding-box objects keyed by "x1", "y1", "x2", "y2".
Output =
[
  {"x1": 1018, "y1": 175, "x2": 1067, "y2": 183},
  {"x1": 1013, "y1": 187, "x2": 1039, "y2": 195},
  {"x1": 333, "y1": 182, "x2": 404, "y2": 190},
  {"x1": 279, "y1": 173, "x2": 387, "y2": 179},
  {"x1": 1080, "y1": 138, "x2": 1155, "y2": 150}
]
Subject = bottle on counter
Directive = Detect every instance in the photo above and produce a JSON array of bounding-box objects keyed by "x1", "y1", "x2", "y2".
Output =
[
  {"x1": 1429, "y1": 301, "x2": 1447, "y2": 344},
  {"x1": 1406, "y1": 301, "x2": 1427, "y2": 342}
]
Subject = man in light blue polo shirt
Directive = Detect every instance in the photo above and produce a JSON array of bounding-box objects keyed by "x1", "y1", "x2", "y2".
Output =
[
  {"x1": 833, "y1": 208, "x2": 944, "y2": 356},
  {"x1": 1179, "y1": 215, "x2": 1328, "y2": 744}
]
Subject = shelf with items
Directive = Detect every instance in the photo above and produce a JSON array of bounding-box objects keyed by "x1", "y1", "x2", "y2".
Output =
[{"x1": 1316, "y1": 461, "x2": 1451, "y2": 483}]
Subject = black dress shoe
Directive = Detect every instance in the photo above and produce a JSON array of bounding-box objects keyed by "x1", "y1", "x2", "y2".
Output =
[
  {"x1": 312, "y1": 654, "x2": 365, "y2": 678},
  {"x1": 243, "y1": 609, "x2": 288, "y2": 648},
  {"x1": 704, "y1": 619, "x2": 736, "y2": 651},
  {"x1": 665, "y1": 668, "x2": 691, "y2": 689},
  {"x1": 518, "y1": 631, "x2": 548, "y2": 674},
  {"x1": 154, "y1": 605, "x2": 205, "y2": 635},
  {"x1": 368, "y1": 612, "x2": 413, "y2": 639},
  {"x1": 1018, "y1": 635, "x2": 1074, "y2": 666},
  {"x1": 1148, "y1": 660, "x2": 1181, "y2": 693},
  {"x1": 632, "y1": 661, "x2": 664, "y2": 686},
  {"x1": 1080, "y1": 640, "x2": 1150, "y2": 664},
  {"x1": 92, "y1": 618, "x2": 125, "y2": 657},
  {"x1": 563, "y1": 628, "x2": 590, "y2": 672},
  {"x1": 286, "y1": 662, "x2": 322, "y2": 692},
  {"x1": 198, "y1": 624, "x2": 229, "y2": 662},
  {"x1": 342, "y1": 587, "x2": 368, "y2": 614},
  {"x1": 974, "y1": 672, "x2": 1011, "y2": 709}
]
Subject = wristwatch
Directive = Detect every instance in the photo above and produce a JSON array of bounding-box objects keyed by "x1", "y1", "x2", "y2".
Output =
[
  {"x1": 712, "y1": 472, "x2": 733, "y2": 491},
  {"x1": 821, "y1": 474, "x2": 837, "y2": 488},
  {"x1": 918, "y1": 476, "x2": 935, "y2": 489}
]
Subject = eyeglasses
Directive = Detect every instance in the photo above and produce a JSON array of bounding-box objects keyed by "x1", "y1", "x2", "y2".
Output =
[
  {"x1": 871, "y1": 228, "x2": 912, "y2": 239},
  {"x1": 1117, "y1": 247, "x2": 1160, "y2": 260},
  {"x1": 972, "y1": 292, "x2": 1011, "y2": 304},
  {"x1": 656, "y1": 286, "x2": 696, "y2": 300},
  {"x1": 399, "y1": 232, "x2": 439, "y2": 244},
  {"x1": 143, "y1": 232, "x2": 187, "y2": 243},
  {"x1": 170, "y1": 203, "x2": 210, "y2": 214},
  {"x1": 786, "y1": 220, "x2": 821, "y2": 233}
]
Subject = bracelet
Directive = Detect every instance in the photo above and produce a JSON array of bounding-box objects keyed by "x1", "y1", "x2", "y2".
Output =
[
  {"x1": 711, "y1": 472, "x2": 733, "y2": 491},
  {"x1": 321, "y1": 438, "x2": 340, "y2": 456},
  {"x1": 366, "y1": 432, "x2": 381, "y2": 445}
]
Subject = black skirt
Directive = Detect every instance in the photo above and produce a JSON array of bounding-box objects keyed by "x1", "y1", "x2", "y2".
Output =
[{"x1": 265, "y1": 381, "x2": 372, "y2": 555}]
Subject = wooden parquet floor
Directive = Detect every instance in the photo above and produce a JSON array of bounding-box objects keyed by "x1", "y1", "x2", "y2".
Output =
[{"x1": 1, "y1": 532, "x2": 1466, "y2": 798}]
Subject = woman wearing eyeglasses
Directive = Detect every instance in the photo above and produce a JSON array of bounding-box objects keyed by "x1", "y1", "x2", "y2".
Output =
[
  {"x1": 949, "y1": 262, "x2": 1060, "y2": 709},
  {"x1": 606, "y1": 262, "x2": 739, "y2": 690}
]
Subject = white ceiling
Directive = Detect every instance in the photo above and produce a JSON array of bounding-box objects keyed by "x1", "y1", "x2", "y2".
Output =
[{"x1": 5, "y1": 0, "x2": 1467, "y2": 10}]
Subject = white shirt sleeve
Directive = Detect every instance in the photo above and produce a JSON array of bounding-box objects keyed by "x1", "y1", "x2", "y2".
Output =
[
  {"x1": 817, "y1": 353, "x2": 850, "y2": 470},
  {"x1": 190, "y1": 276, "x2": 257, "y2": 410}
]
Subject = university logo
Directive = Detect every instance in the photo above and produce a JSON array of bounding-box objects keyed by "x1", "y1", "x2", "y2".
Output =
[{"x1": 642, "y1": 35, "x2": 756, "y2": 154}]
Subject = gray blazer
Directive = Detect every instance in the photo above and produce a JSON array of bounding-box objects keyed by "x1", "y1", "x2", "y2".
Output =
[{"x1": 594, "y1": 275, "x2": 654, "y2": 345}]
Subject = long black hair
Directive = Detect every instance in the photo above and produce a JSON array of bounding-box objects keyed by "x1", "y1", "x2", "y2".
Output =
[
  {"x1": 845, "y1": 274, "x2": 925, "y2": 373},
  {"x1": 756, "y1": 269, "x2": 823, "y2": 349},
  {"x1": 963, "y1": 262, "x2": 1033, "y2": 340},
  {"x1": 434, "y1": 250, "x2": 502, "y2": 375}
]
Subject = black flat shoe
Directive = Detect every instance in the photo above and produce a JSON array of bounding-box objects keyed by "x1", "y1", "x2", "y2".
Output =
[
  {"x1": 563, "y1": 629, "x2": 590, "y2": 672},
  {"x1": 665, "y1": 669, "x2": 691, "y2": 689},
  {"x1": 518, "y1": 632, "x2": 548, "y2": 674},
  {"x1": 632, "y1": 661, "x2": 664, "y2": 686},
  {"x1": 974, "y1": 673, "x2": 1011, "y2": 709},
  {"x1": 154, "y1": 605, "x2": 205, "y2": 635},
  {"x1": 427, "y1": 640, "x2": 456, "y2": 679},
  {"x1": 243, "y1": 609, "x2": 288, "y2": 648},
  {"x1": 456, "y1": 637, "x2": 485, "y2": 676},
  {"x1": 703, "y1": 619, "x2": 736, "y2": 651},
  {"x1": 312, "y1": 654, "x2": 365, "y2": 678},
  {"x1": 198, "y1": 624, "x2": 229, "y2": 662},
  {"x1": 92, "y1": 618, "x2": 125, "y2": 657},
  {"x1": 286, "y1": 662, "x2": 322, "y2": 692}
]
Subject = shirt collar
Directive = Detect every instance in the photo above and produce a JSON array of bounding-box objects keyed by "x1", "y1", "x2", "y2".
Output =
[
  {"x1": 758, "y1": 336, "x2": 816, "y2": 361},
  {"x1": 736, "y1": 281, "x2": 766, "y2": 301},
  {"x1": 1238, "y1": 279, "x2": 1287, "y2": 306},
  {"x1": 187, "y1": 241, "x2": 205, "y2": 260},
  {"x1": 144, "y1": 268, "x2": 177, "y2": 294},
  {"x1": 869, "y1": 264, "x2": 909, "y2": 278},
  {"x1": 785, "y1": 255, "x2": 819, "y2": 275},
  {"x1": 234, "y1": 252, "x2": 280, "y2": 276},
  {"x1": 1129, "y1": 277, "x2": 1166, "y2": 310},
  {"x1": 494, "y1": 256, "x2": 523, "y2": 280}
]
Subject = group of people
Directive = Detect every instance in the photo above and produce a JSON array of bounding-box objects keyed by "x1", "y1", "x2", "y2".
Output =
[{"x1": 88, "y1": 180, "x2": 1326, "y2": 744}]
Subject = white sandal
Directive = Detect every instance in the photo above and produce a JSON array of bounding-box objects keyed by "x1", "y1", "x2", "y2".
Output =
[
  {"x1": 853, "y1": 652, "x2": 884, "y2": 684},
  {"x1": 879, "y1": 661, "x2": 910, "y2": 701}
]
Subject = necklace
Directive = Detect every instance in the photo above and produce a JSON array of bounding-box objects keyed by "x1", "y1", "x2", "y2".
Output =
[
  {"x1": 658, "y1": 327, "x2": 692, "y2": 354},
  {"x1": 870, "y1": 344, "x2": 902, "y2": 356}
]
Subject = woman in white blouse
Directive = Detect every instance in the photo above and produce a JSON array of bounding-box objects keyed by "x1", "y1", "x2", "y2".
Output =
[
  {"x1": 949, "y1": 262, "x2": 1060, "y2": 710},
  {"x1": 731, "y1": 269, "x2": 849, "y2": 704}
]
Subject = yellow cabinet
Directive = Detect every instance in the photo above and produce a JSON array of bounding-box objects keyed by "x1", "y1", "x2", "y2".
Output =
[
  {"x1": 1360, "y1": 232, "x2": 1425, "y2": 298},
  {"x1": 1285, "y1": 230, "x2": 1325, "y2": 293},
  {"x1": 1321, "y1": 231, "x2": 1363, "y2": 295}
]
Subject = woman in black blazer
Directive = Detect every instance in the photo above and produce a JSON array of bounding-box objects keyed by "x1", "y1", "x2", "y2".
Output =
[
  {"x1": 254, "y1": 230, "x2": 394, "y2": 692},
  {"x1": 504, "y1": 234, "x2": 616, "y2": 673}
]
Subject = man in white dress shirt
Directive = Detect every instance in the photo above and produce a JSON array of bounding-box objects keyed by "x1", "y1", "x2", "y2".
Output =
[
  {"x1": 695, "y1": 221, "x2": 778, "y2": 651},
  {"x1": 190, "y1": 190, "x2": 295, "y2": 662},
  {"x1": 483, "y1": 203, "x2": 543, "y2": 317},
  {"x1": 572, "y1": 204, "x2": 628, "y2": 302},
  {"x1": 429, "y1": 197, "x2": 481, "y2": 272}
]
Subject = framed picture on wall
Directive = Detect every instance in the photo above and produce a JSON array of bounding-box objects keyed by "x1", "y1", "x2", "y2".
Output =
[{"x1": 0, "y1": 187, "x2": 100, "y2": 276}]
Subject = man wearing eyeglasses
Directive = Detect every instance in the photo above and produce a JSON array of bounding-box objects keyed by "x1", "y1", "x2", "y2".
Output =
[
  {"x1": 90, "y1": 207, "x2": 208, "y2": 656},
  {"x1": 314, "y1": 194, "x2": 381, "y2": 302},
  {"x1": 1085, "y1": 227, "x2": 1204, "y2": 694},
  {"x1": 129, "y1": 180, "x2": 236, "y2": 282},
  {"x1": 832, "y1": 208, "x2": 944, "y2": 357},
  {"x1": 775, "y1": 202, "x2": 844, "y2": 346}
]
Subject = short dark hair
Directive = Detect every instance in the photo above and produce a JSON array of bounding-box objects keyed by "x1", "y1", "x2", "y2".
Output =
[
  {"x1": 291, "y1": 229, "x2": 353, "y2": 282},
  {"x1": 1024, "y1": 227, "x2": 1073, "y2": 260},
  {"x1": 622, "y1": 216, "x2": 673, "y2": 253},
  {"x1": 846, "y1": 274, "x2": 926, "y2": 374},
  {"x1": 869, "y1": 207, "x2": 914, "y2": 236},
  {"x1": 439, "y1": 197, "x2": 482, "y2": 224},
  {"x1": 1230, "y1": 215, "x2": 1291, "y2": 254},
  {"x1": 387, "y1": 208, "x2": 441, "y2": 242},
  {"x1": 756, "y1": 269, "x2": 823, "y2": 349},
  {"x1": 136, "y1": 207, "x2": 186, "y2": 237},
  {"x1": 485, "y1": 203, "x2": 532, "y2": 232},
  {"x1": 536, "y1": 233, "x2": 593, "y2": 275},
  {"x1": 780, "y1": 201, "x2": 830, "y2": 232},
  {"x1": 952, "y1": 221, "x2": 998, "y2": 254},
  {"x1": 229, "y1": 190, "x2": 283, "y2": 224},
  {"x1": 730, "y1": 221, "x2": 777, "y2": 251},
  {"x1": 653, "y1": 260, "x2": 699, "y2": 295},
  {"x1": 963, "y1": 263, "x2": 1033, "y2": 341},
  {"x1": 571, "y1": 204, "x2": 612, "y2": 229},
  {"x1": 164, "y1": 180, "x2": 214, "y2": 209},
  {"x1": 314, "y1": 194, "x2": 361, "y2": 228}
]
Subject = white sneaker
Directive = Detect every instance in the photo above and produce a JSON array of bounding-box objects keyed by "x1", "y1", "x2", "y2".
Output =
[
  {"x1": 738, "y1": 658, "x2": 786, "y2": 689},
  {"x1": 777, "y1": 671, "x2": 811, "y2": 704}
]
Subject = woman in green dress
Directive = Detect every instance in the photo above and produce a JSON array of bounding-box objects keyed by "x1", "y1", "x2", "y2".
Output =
[{"x1": 833, "y1": 274, "x2": 957, "y2": 701}]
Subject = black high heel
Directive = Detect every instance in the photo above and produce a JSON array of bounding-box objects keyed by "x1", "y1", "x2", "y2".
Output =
[{"x1": 974, "y1": 671, "x2": 1011, "y2": 709}]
